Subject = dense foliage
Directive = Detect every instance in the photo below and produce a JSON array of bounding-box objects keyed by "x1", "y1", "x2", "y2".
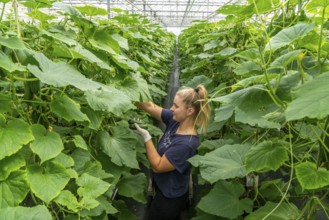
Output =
[
  {"x1": 179, "y1": 0, "x2": 329, "y2": 219},
  {"x1": 0, "y1": 0, "x2": 175, "y2": 219}
]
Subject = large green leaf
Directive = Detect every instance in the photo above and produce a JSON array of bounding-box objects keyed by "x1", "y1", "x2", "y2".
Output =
[
  {"x1": 184, "y1": 75, "x2": 214, "y2": 93},
  {"x1": 85, "y1": 88, "x2": 135, "y2": 116},
  {"x1": 52, "y1": 153, "x2": 75, "y2": 168},
  {"x1": 0, "y1": 51, "x2": 26, "y2": 72},
  {"x1": 275, "y1": 72, "x2": 301, "y2": 102},
  {"x1": 26, "y1": 8, "x2": 56, "y2": 22},
  {"x1": 268, "y1": 50, "x2": 304, "y2": 69},
  {"x1": 245, "y1": 202, "x2": 300, "y2": 220},
  {"x1": 80, "y1": 196, "x2": 118, "y2": 217},
  {"x1": 40, "y1": 29, "x2": 77, "y2": 46},
  {"x1": 54, "y1": 190, "x2": 80, "y2": 212},
  {"x1": 306, "y1": 0, "x2": 329, "y2": 18},
  {"x1": 71, "y1": 148, "x2": 93, "y2": 174},
  {"x1": 245, "y1": 141, "x2": 289, "y2": 173},
  {"x1": 116, "y1": 173, "x2": 147, "y2": 203},
  {"x1": 295, "y1": 161, "x2": 329, "y2": 190},
  {"x1": 0, "y1": 94, "x2": 12, "y2": 113},
  {"x1": 285, "y1": 72, "x2": 329, "y2": 121},
  {"x1": 293, "y1": 122, "x2": 322, "y2": 141},
  {"x1": 50, "y1": 95, "x2": 89, "y2": 122},
  {"x1": 73, "y1": 135, "x2": 88, "y2": 150},
  {"x1": 72, "y1": 44, "x2": 114, "y2": 71},
  {"x1": 77, "y1": 173, "x2": 111, "y2": 199},
  {"x1": 197, "y1": 180, "x2": 253, "y2": 219},
  {"x1": 232, "y1": 74, "x2": 278, "y2": 90},
  {"x1": 0, "y1": 119, "x2": 34, "y2": 160},
  {"x1": 194, "y1": 47, "x2": 237, "y2": 59},
  {"x1": 233, "y1": 61, "x2": 262, "y2": 76},
  {"x1": 22, "y1": 0, "x2": 54, "y2": 9},
  {"x1": 27, "y1": 51, "x2": 104, "y2": 91},
  {"x1": 136, "y1": 51, "x2": 159, "y2": 67},
  {"x1": 0, "y1": 36, "x2": 26, "y2": 49},
  {"x1": 251, "y1": 0, "x2": 281, "y2": 15},
  {"x1": 81, "y1": 107, "x2": 103, "y2": 130},
  {"x1": 265, "y1": 23, "x2": 315, "y2": 51},
  {"x1": 53, "y1": 2, "x2": 85, "y2": 19},
  {"x1": 214, "y1": 105, "x2": 234, "y2": 122},
  {"x1": 96, "y1": 127, "x2": 139, "y2": 169},
  {"x1": 30, "y1": 124, "x2": 64, "y2": 163},
  {"x1": 212, "y1": 87, "x2": 281, "y2": 129},
  {"x1": 111, "y1": 54, "x2": 141, "y2": 71},
  {"x1": 234, "y1": 92, "x2": 279, "y2": 129},
  {"x1": 0, "y1": 171, "x2": 29, "y2": 208},
  {"x1": 111, "y1": 33, "x2": 129, "y2": 51},
  {"x1": 27, "y1": 161, "x2": 71, "y2": 203},
  {"x1": 198, "y1": 139, "x2": 234, "y2": 153},
  {"x1": 0, "y1": 205, "x2": 52, "y2": 220},
  {"x1": 79, "y1": 197, "x2": 99, "y2": 210},
  {"x1": 79, "y1": 161, "x2": 113, "y2": 179},
  {"x1": 89, "y1": 30, "x2": 120, "y2": 54},
  {"x1": 74, "y1": 5, "x2": 108, "y2": 16},
  {"x1": 188, "y1": 144, "x2": 250, "y2": 184},
  {"x1": 0, "y1": 153, "x2": 25, "y2": 181},
  {"x1": 117, "y1": 73, "x2": 152, "y2": 102}
]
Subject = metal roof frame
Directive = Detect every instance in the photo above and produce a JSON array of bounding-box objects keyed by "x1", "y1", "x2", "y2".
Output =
[{"x1": 62, "y1": 0, "x2": 244, "y2": 28}]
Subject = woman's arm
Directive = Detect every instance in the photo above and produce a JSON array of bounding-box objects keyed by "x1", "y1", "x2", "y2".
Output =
[
  {"x1": 145, "y1": 139, "x2": 175, "y2": 173},
  {"x1": 135, "y1": 102, "x2": 163, "y2": 122},
  {"x1": 134, "y1": 124, "x2": 174, "y2": 173}
]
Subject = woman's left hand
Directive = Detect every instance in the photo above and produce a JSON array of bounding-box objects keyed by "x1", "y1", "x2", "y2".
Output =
[{"x1": 134, "y1": 123, "x2": 152, "y2": 142}]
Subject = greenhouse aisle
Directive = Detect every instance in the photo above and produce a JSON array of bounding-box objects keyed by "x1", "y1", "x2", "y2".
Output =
[{"x1": 163, "y1": 38, "x2": 180, "y2": 109}]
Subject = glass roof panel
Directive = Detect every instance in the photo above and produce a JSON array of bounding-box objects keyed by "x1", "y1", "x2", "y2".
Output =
[{"x1": 7, "y1": 0, "x2": 245, "y2": 34}]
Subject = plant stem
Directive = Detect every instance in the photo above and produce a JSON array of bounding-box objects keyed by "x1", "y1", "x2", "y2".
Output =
[
  {"x1": 12, "y1": 0, "x2": 21, "y2": 38},
  {"x1": 12, "y1": 75, "x2": 39, "y2": 81},
  {"x1": 263, "y1": 124, "x2": 294, "y2": 219},
  {"x1": 318, "y1": 7, "x2": 326, "y2": 65},
  {"x1": 0, "y1": 3, "x2": 6, "y2": 23}
]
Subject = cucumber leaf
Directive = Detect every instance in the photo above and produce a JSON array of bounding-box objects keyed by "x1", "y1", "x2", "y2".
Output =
[
  {"x1": 0, "y1": 171, "x2": 29, "y2": 208},
  {"x1": 30, "y1": 124, "x2": 64, "y2": 164},
  {"x1": 245, "y1": 202, "x2": 300, "y2": 220},
  {"x1": 189, "y1": 144, "x2": 250, "y2": 183},
  {"x1": 245, "y1": 140, "x2": 289, "y2": 173},
  {"x1": 50, "y1": 95, "x2": 89, "y2": 122},
  {"x1": 0, "y1": 119, "x2": 34, "y2": 160},
  {"x1": 285, "y1": 72, "x2": 329, "y2": 121},
  {"x1": 197, "y1": 180, "x2": 253, "y2": 219},
  {"x1": 0, "y1": 205, "x2": 52, "y2": 220},
  {"x1": 295, "y1": 161, "x2": 329, "y2": 190},
  {"x1": 27, "y1": 162, "x2": 71, "y2": 203},
  {"x1": 96, "y1": 127, "x2": 139, "y2": 169},
  {"x1": 265, "y1": 23, "x2": 315, "y2": 51}
]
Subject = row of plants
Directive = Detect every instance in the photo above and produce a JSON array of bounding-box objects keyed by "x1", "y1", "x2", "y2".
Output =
[
  {"x1": 0, "y1": 0, "x2": 175, "y2": 219},
  {"x1": 178, "y1": 0, "x2": 329, "y2": 219}
]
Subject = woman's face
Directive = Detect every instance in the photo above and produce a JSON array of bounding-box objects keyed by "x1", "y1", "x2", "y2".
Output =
[{"x1": 170, "y1": 95, "x2": 192, "y2": 122}]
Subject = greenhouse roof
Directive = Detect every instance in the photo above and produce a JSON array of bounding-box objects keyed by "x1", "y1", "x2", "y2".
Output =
[
  {"x1": 61, "y1": 0, "x2": 245, "y2": 27},
  {"x1": 8, "y1": 0, "x2": 245, "y2": 34}
]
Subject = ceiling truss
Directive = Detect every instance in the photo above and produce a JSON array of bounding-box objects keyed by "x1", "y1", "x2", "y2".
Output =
[{"x1": 62, "y1": 0, "x2": 244, "y2": 28}]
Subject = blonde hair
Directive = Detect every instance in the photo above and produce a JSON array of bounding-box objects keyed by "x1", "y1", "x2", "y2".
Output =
[{"x1": 176, "y1": 85, "x2": 211, "y2": 133}]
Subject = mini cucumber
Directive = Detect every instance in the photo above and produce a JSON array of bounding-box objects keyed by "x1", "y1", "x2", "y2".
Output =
[{"x1": 128, "y1": 119, "x2": 148, "y2": 129}]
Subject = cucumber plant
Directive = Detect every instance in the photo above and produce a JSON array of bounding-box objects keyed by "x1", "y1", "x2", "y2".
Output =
[
  {"x1": 179, "y1": 0, "x2": 329, "y2": 219},
  {"x1": 0, "y1": 1, "x2": 174, "y2": 219}
]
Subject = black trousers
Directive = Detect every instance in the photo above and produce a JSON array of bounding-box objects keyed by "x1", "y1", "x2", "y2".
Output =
[{"x1": 148, "y1": 190, "x2": 188, "y2": 220}]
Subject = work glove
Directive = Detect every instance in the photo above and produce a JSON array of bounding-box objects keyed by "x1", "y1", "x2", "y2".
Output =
[{"x1": 134, "y1": 123, "x2": 152, "y2": 142}]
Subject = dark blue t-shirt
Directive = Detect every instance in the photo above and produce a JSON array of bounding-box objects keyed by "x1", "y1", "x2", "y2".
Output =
[{"x1": 153, "y1": 109, "x2": 200, "y2": 198}]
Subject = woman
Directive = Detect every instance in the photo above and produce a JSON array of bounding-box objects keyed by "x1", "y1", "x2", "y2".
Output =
[{"x1": 134, "y1": 85, "x2": 211, "y2": 220}]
